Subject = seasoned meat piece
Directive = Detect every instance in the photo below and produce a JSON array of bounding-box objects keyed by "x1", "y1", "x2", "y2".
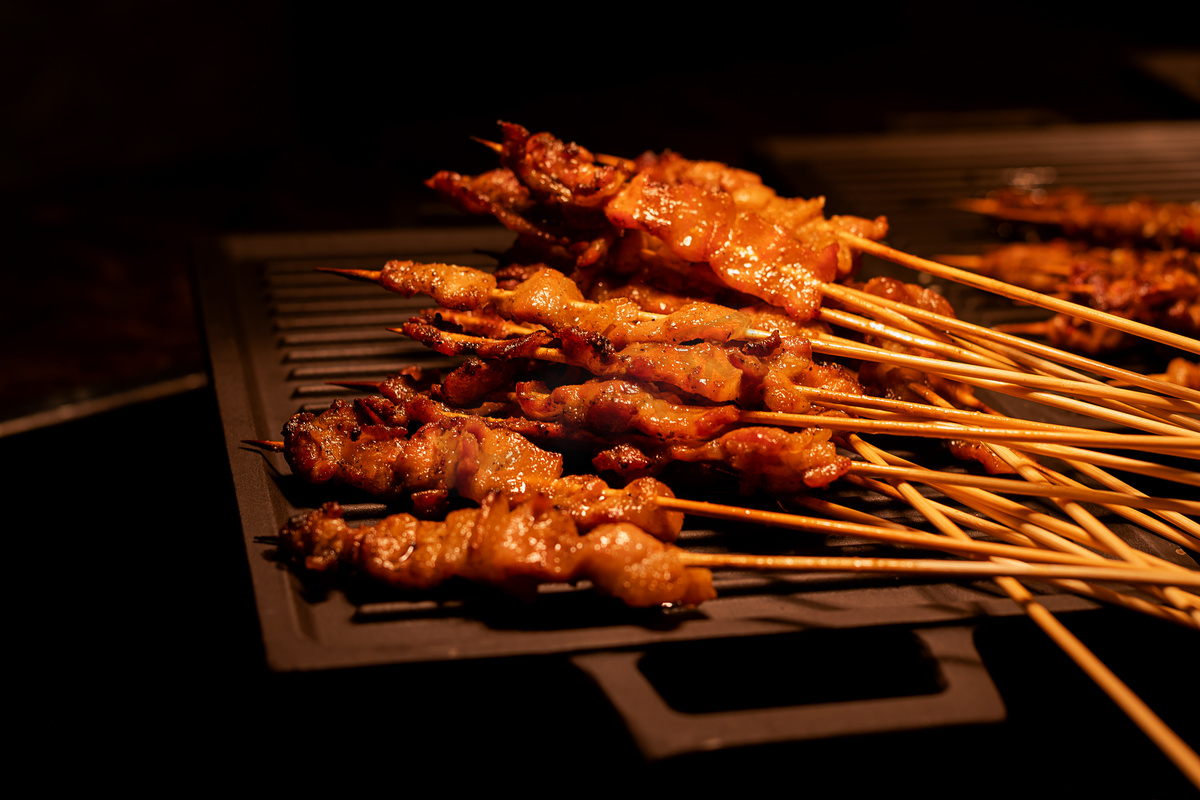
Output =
[
  {"x1": 278, "y1": 495, "x2": 715, "y2": 607},
  {"x1": 854, "y1": 276, "x2": 981, "y2": 409},
  {"x1": 604, "y1": 173, "x2": 836, "y2": 320},
  {"x1": 583, "y1": 522, "x2": 715, "y2": 607},
  {"x1": 379, "y1": 259, "x2": 499, "y2": 311},
  {"x1": 283, "y1": 406, "x2": 564, "y2": 503},
  {"x1": 282, "y1": 397, "x2": 410, "y2": 497},
  {"x1": 514, "y1": 378, "x2": 739, "y2": 441},
  {"x1": 425, "y1": 168, "x2": 554, "y2": 243},
  {"x1": 666, "y1": 426, "x2": 850, "y2": 494},
  {"x1": 555, "y1": 328, "x2": 766, "y2": 405},
  {"x1": 497, "y1": 121, "x2": 629, "y2": 211},
  {"x1": 968, "y1": 188, "x2": 1200, "y2": 250}
]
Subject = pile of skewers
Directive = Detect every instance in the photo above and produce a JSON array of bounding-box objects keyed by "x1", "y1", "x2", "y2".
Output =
[{"x1": 250, "y1": 123, "x2": 1200, "y2": 786}]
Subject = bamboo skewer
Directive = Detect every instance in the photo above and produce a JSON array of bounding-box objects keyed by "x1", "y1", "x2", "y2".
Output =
[
  {"x1": 982, "y1": 440, "x2": 1200, "y2": 621},
  {"x1": 325, "y1": 264, "x2": 1200, "y2": 413},
  {"x1": 658, "y1": 497, "x2": 1154, "y2": 569},
  {"x1": 851, "y1": 452, "x2": 1189, "y2": 580},
  {"x1": 955, "y1": 376, "x2": 1200, "y2": 439},
  {"x1": 905, "y1": 385, "x2": 1200, "y2": 563},
  {"x1": 841, "y1": 435, "x2": 1200, "y2": 786},
  {"x1": 846, "y1": 437, "x2": 1191, "y2": 581},
  {"x1": 805, "y1": 479, "x2": 1198, "y2": 629},
  {"x1": 1067, "y1": 460, "x2": 1200, "y2": 551},
  {"x1": 840, "y1": 233, "x2": 1200, "y2": 357},
  {"x1": 939, "y1": 327, "x2": 1200, "y2": 435},
  {"x1": 844, "y1": 462, "x2": 1200, "y2": 513},
  {"x1": 811, "y1": 338, "x2": 1200, "y2": 416},
  {"x1": 743, "y1": 412, "x2": 1200, "y2": 457},
  {"x1": 391, "y1": 326, "x2": 1200, "y2": 448},
  {"x1": 846, "y1": 433, "x2": 1200, "y2": 629},
  {"x1": 677, "y1": 550, "x2": 1199, "y2": 588},
  {"x1": 854, "y1": 398, "x2": 1200, "y2": 582},
  {"x1": 823, "y1": 280, "x2": 1200, "y2": 406}
]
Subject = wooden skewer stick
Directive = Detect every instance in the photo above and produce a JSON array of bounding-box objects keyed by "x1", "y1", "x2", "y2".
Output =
[
  {"x1": 678, "y1": 550, "x2": 1200, "y2": 588},
  {"x1": 845, "y1": 435, "x2": 1200, "y2": 785},
  {"x1": 784, "y1": 387, "x2": 1088, "y2": 431},
  {"x1": 959, "y1": 376, "x2": 1200, "y2": 439},
  {"x1": 243, "y1": 439, "x2": 284, "y2": 451},
  {"x1": 847, "y1": 432, "x2": 1200, "y2": 620},
  {"x1": 390, "y1": 326, "x2": 1200, "y2": 447},
  {"x1": 982, "y1": 439, "x2": 1200, "y2": 620},
  {"x1": 325, "y1": 262, "x2": 1200, "y2": 418},
  {"x1": 942, "y1": 326, "x2": 1200, "y2": 435},
  {"x1": 907, "y1": 383, "x2": 1200, "y2": 575},
  {"x1": 1067, "y1": 460, "x2": 1200, "y2": 552},
  {"x1": 1015, "y1": 595, "x2": 1200, "y2": 788},
  {"x1": 822, "y1": 280, "x2": 1200, "y2": 406},
  {"x1": 935, "y1": 252, "x2": 1075, "y2": 277},
  {"x1": 826, "y1": 298, "x2": 1194, "y2": 435},
  {"x1": 813, "y1": 338, "x2": 1200, "y2": 415},
  {"x1": 657, "y1": 498, "x2": 1157, "y2": 570},
  {"x1": 840, "y1": 233, "x2": 1200, "y2": 356},
  {"x1": 850, "y1": 445, "x2": 1194, "y2": 578},
  {"x1": 747, "y1": 413, "x2": 1200, "y2": 462},
  {"x1": 816, "y1": 307, "x2": 1021, "y2": 373},
  {"x1": 797, "y1": 483, "x2": 1199, "y2": 629},
  {"x1": 824, "y1": 302, "x2": 1200, "y2": 435},
  {"x1": 848, "y1": 460, "x2": 1200, "y2": 542},
  {"x1": 906, "y1": 382, "x2": 1200, "y2": 555}
]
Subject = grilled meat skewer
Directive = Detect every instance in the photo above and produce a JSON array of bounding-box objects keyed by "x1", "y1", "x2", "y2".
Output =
[
  {"x1": 960, "y1": 188, "x2": 1199, "y2": 250},
  {"x1": 281, "y1": 495, "x2": 716, "y2": 607}
]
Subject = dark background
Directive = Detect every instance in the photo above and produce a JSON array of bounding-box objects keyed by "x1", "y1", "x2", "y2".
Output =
[{"x1": 6, "y1": 2, "x2": 1199, "y2": 792}]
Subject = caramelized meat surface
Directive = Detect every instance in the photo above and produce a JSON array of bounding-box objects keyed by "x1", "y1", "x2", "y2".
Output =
[{"x1": 279, "y1": 495, "x2": 715, "y2": 606}]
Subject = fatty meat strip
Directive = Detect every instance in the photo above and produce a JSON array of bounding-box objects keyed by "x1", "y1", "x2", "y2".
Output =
[
  {"x1": 961, "y1": 187, "x2": 1200, "y2": 251},
  {"x1": 947, "y1": 241, "x2": 1200, "y2": 354},
  {"x1": 429, "y1": 122, "x2": 888, "y2": 321},
  {"x1": 281, "y1": 394, "x2": 685, "y2": 539},
  {"x1": 280, "y1": 495, "x2": 716, "y2": 607}
]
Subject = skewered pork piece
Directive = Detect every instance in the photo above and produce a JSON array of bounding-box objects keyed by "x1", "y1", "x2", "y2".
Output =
[
  {"x1": 961, "y1": 188, "x2": 1200, "y2": 250},
  {"x1": 954, "y1": 241, "x2": 1200, "y2": 354},
  {"x1": 281, "y1": 394, "x2": 684, "y2": 539},
  {"x1": 393, "y1": 274, "x2": 1019, "y2": 477},
  {"x1": 950, "y1": 239, "x2": 1082, "y2": 294},
  {"x1": 280, "y1": 495, "x2": 716, "y2": 607},
  {"x1": 355, "y1": 261, "x2": 762, "y2": 348},
  {"x1": 513, "y1": 378, "x2": 741, "y2": 441},
  {"x1": 429, "y1": 123, "x2": 888, "y2": 320},
  {"x1": 509, "y1": 379, "x2": 850, "y2": 490},
  {"x1": 403, "y1": 309, "x2": 875, "y2": 420},
  {"x1": 394, "y1": 370, "x2": 850, "y2": 484}
]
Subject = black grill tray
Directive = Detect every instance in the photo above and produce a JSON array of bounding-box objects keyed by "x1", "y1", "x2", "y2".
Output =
[{"x1": 196, "y1": 122, "x2": 1199, "y2": 763}]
